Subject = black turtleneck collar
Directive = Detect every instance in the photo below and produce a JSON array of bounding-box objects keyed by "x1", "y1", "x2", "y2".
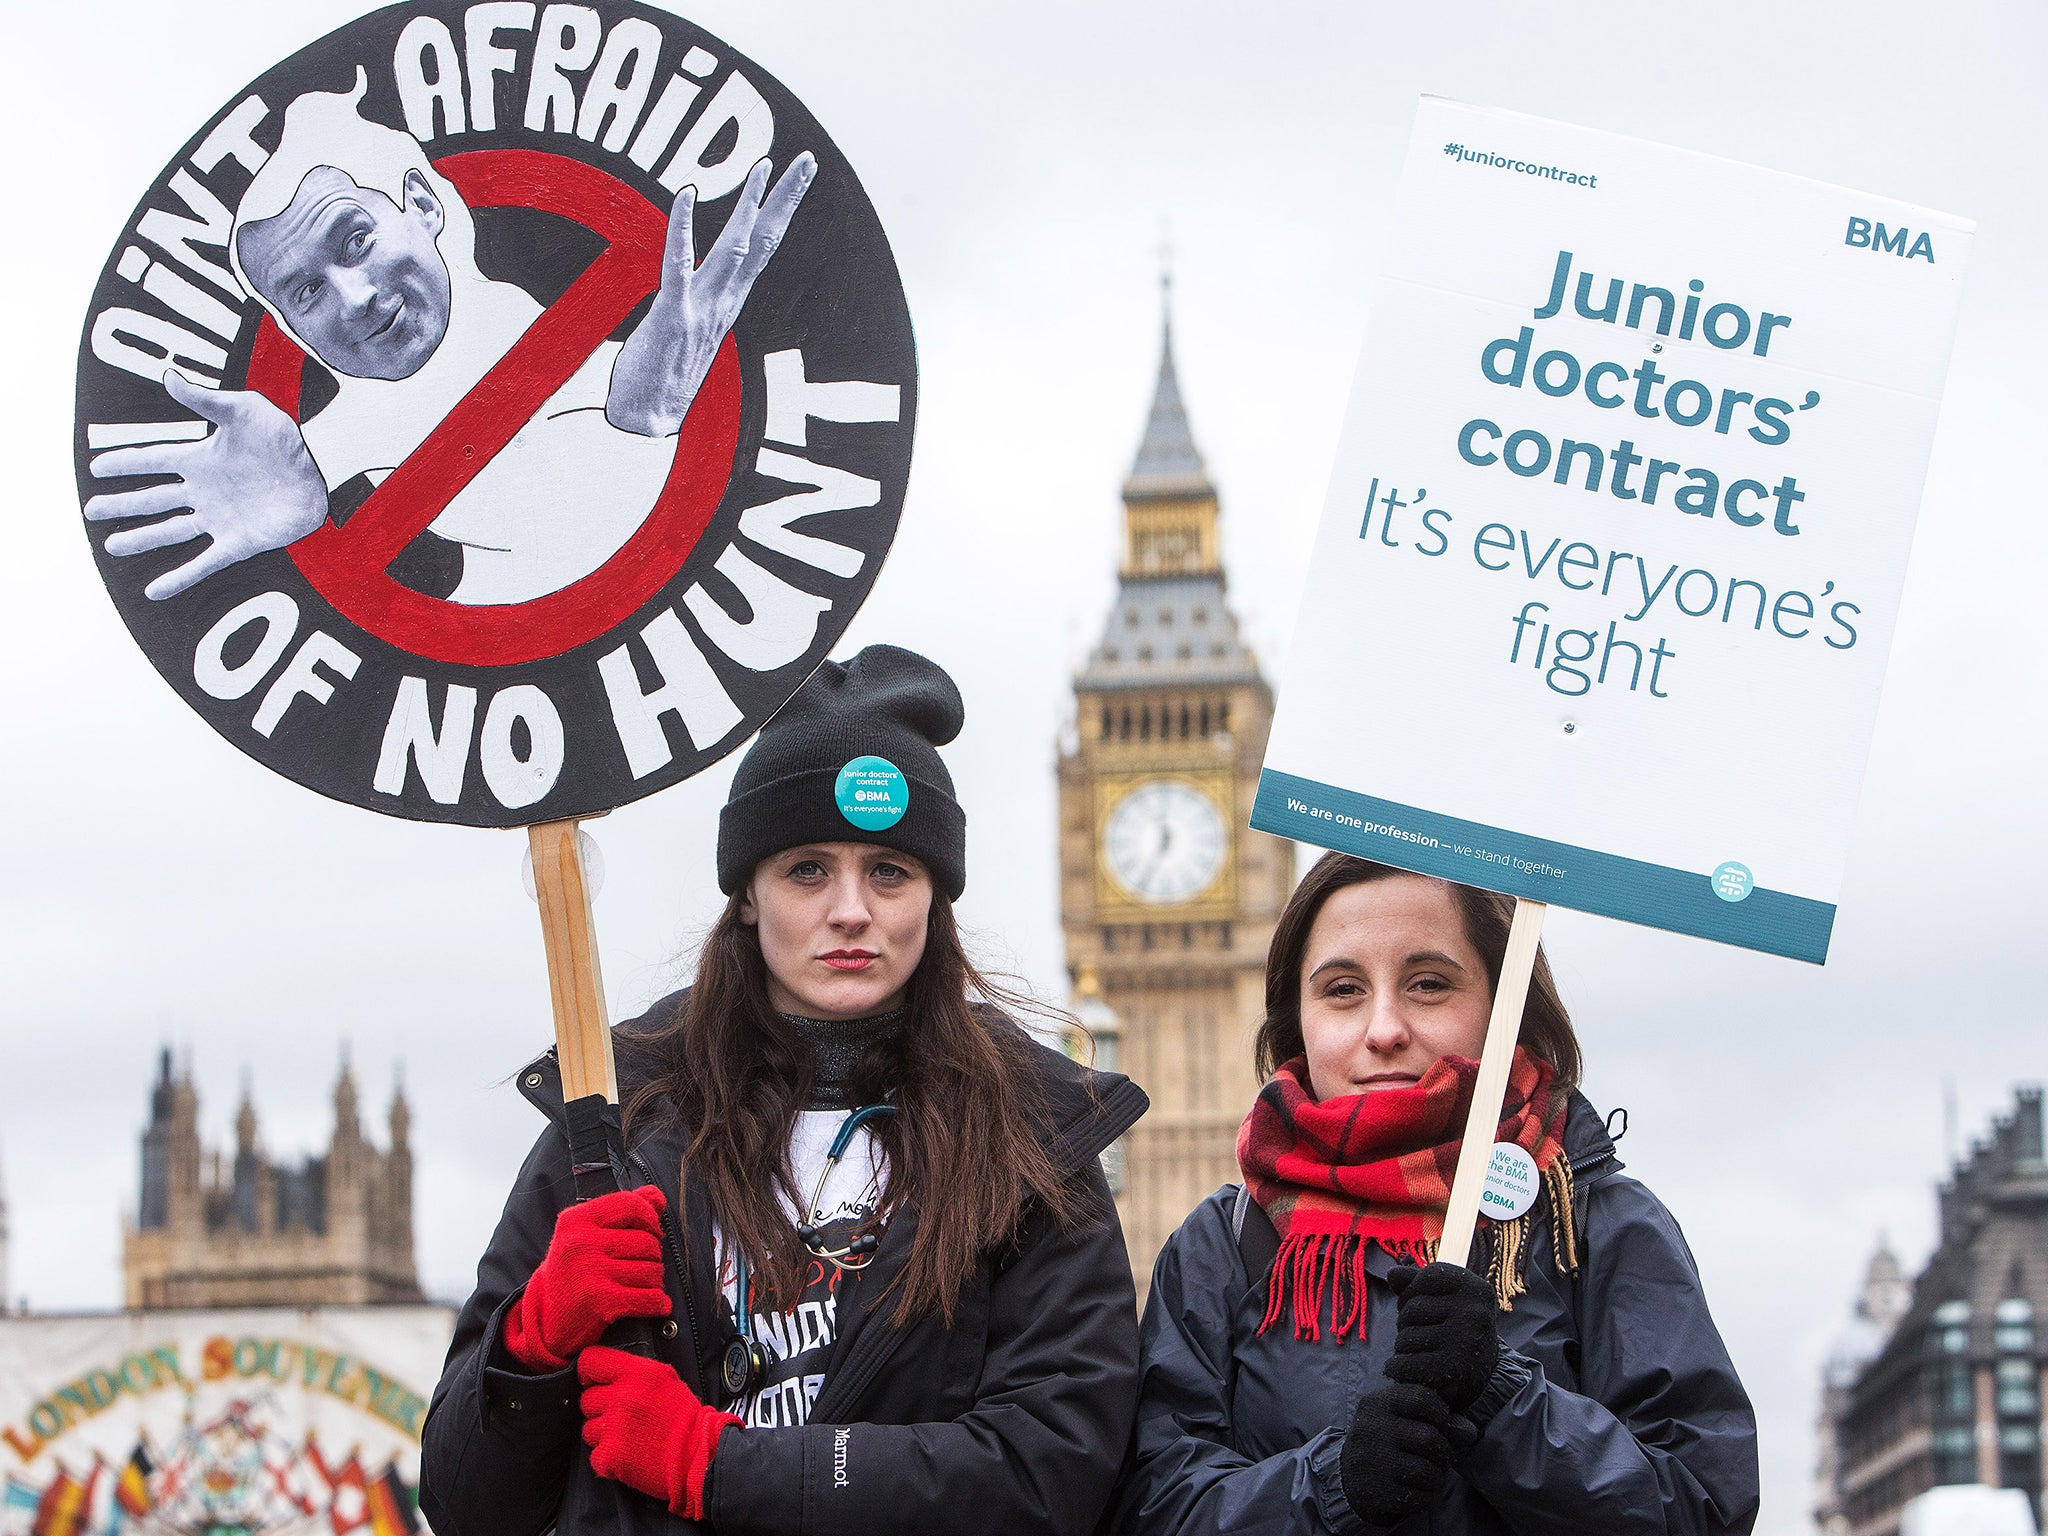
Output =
[{"x1": 780, "y1": 1006, "x2": 904, "y2": 1110}]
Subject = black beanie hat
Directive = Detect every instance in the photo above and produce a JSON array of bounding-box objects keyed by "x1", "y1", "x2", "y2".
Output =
[{"x1": 717, "y1": 645, "x2": 968, "y2": 900}]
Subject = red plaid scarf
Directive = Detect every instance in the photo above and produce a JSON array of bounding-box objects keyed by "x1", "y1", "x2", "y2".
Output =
[{"x1": 1235, "y1": 1048, "x2": 1569, "y2": 1340}]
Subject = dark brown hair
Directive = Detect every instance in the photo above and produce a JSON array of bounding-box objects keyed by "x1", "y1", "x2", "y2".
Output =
[
  {"x1": 1253, "y1": 852, "x2": 1581, "y2": 1089},
  {"x1": 625, "y1": 893, "x2": 1081, "y2": 1326}
]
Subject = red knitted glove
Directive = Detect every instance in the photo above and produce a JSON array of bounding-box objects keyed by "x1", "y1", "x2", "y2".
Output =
[
  {"x1": 502, "y1": 1187, "x2": 673, "y2": 1372},
  {"x1": 579, "y1": 1346, "x2": 742, "y2": 1520}
]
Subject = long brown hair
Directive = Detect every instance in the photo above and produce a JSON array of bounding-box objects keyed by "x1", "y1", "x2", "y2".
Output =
[
  {"x1": 625, "y1": 894, "x2": 1082, "y2": 1326},
  {"x1": 1253, "y1": 853, "x2": 1581, "y2": 1089}
]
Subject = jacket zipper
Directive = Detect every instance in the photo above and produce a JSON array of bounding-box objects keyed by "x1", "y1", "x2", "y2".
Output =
[
  {"x1": 1568, "y1": 1144, "x2": 1618, "y2": 1178},
  {"x1": 628, "y1": 1146, "x2": 704, "y2": 1392}
]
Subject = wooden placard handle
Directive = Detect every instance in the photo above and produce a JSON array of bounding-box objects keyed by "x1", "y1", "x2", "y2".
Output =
[
  {"x1": 527, "y1": 818, "x2": 617, "y2": 1105},
  {"x1": 1437, "y1": 898, "x2": 1547, "y2": 1270},
  {"x1": 529, "y1": 822, "x2": 653, "y2": 1357}
]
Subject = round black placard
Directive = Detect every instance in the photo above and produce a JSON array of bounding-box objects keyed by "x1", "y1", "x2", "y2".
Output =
[{"x1": 75, "y1": 1, "x2": 914, "y2": 826}]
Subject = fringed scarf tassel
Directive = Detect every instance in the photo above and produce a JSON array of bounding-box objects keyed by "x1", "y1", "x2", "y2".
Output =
[
  {"x1": 1259, "y1": 1162, "x2": 1580, "y2": 1337},
  {"x1": 1258, "y1": 1233, "x2": 1438, "y2": 1339},
  {"x1": 1484, "y1": 1156, "x2": 1581, "y2": 1312},
  {"x1": 1546, "y1": 1155, "x2": 1580, "y2": 1273}
]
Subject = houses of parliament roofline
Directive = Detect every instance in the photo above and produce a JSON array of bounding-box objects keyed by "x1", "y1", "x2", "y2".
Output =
[{"x1": 124, "y1": 1047, "x2": 420, "y2": 1310}]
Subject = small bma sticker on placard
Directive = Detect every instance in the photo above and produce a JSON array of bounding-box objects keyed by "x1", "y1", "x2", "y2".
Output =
[
  {"x1": 1711, "y1": 861, "x2": 1754, "y2": 902},
  {"x1": 1481, "y1": 1141, "x2": 1539, "y2": 1221}
]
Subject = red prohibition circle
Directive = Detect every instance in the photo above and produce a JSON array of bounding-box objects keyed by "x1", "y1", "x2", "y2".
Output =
[{"x1": 243, "y1": 149, "x2": 743, "y2": 668}]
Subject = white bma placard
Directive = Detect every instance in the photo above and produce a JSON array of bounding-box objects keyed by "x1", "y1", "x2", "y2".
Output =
[{"x1": 1252, "y1": 99, "x2": 1972, "y2": 963}]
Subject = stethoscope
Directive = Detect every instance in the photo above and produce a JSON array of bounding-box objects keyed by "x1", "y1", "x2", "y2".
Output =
[{"x1": 721, "y1": 1104, "x2": 897, "y2": 1402}]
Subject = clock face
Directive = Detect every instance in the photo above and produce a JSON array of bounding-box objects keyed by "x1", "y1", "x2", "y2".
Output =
[{"x1": 1104, "y1": 779, "x2": 1227, "y2": 905}]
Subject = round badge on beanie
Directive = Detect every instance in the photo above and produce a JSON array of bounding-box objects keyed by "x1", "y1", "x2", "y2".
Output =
[
  {"x1": 718, "y1": 647, "x2": 967, "y2": 899},
  {"x1": 835, "y1": 757, "x2": 909, "y2": 829}
]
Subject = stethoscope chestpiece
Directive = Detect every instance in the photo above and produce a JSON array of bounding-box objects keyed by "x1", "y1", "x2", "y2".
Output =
[{"x1": 722, "y1": 1333, "x2": 768, "y2": 1401}]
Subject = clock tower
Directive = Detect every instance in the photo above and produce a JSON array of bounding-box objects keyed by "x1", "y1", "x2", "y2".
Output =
[{"x1": 1058, "y1": 305, "x2": 1295, "y2": 1289}]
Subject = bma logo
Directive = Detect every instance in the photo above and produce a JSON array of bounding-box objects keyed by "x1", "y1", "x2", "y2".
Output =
[
  {"x1": 1710, "y1": 861, "x2": 1754, "y2": 904},
  {"x1": 1845, "y1": 216, "x2": 1935, "y2": 263}
]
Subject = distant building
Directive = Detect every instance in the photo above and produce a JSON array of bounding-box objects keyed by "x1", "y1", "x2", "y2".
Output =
[
  {"x1": 122, "y1": 1050, "x2": 421, "y2": 1309},
  {"x1": 1817, "y1": 1088, "x2": 2047, "y2": 1536},
  {"x1": 1817, "y1": 1241, "x2": 1913, "y2": 1533}
]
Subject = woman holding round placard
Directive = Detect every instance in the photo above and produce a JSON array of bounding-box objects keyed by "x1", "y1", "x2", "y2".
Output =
[
  {"x1": 421, "y1": 646, "x2": 1148, "y2": 1536},
  {"x1": 1110, "y1": 852, "x2": 1758, "y2": 1535}
]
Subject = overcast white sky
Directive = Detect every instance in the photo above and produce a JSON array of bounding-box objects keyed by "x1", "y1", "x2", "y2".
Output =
[{"x1": 4, "y1": 4, "x2": 2045, "y2": 1532}]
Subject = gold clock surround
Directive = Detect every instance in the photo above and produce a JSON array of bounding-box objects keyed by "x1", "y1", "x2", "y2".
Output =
[{"x1": 1093, "y1": 771, "x2": 1236, "y2": 914}]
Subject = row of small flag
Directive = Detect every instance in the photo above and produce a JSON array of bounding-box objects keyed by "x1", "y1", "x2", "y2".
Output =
[
  {"x1": 3, "y1": 1440, "x2": 420, "y2": 1536},
  {"x1": 1, "y1": 1443, "x2": 153, "y2": 1536}
]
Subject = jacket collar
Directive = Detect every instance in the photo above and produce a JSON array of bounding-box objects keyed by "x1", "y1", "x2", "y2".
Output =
[
  {"x1": 1562, "y1": 1090, "x2": 1624, "y2": 1185},
  {"x1": 514, "y1": 989, "x2": 1150, "y2": 1179},
  {"x1": 515, "y1": 991, "x2": 1148, "y2": 1418}
]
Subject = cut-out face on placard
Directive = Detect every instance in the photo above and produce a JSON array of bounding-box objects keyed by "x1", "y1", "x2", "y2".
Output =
[
  {"x1": 236, "y1": 164, "x2": 456, "y2": 383},
  {"x1": 74, "y1": 1, "x2": 915, "y2": 826}
]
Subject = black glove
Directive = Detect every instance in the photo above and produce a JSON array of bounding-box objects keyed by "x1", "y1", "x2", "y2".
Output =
[
  {"x1": 1340, "y1": 1382, "x2": 1477, "y2": 1527},
  {"x1": 1384, "y1": 1263, "x2": 1500, "y2": 1411}
]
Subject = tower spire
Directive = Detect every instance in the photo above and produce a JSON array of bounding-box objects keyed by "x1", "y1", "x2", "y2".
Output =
[
  {"x1": 1124, "y1": 293, "x2": 1211, "y2": 503},
  {"x1": 1120, "y1": 280, "x2": 1220, "y2": 578},
  {"x1": 235, "y1": 1075, "x2": 258, "y2": 1154},
  {"x1": 332, "y1": 1045, "x2": 360, "y2": 1146}
]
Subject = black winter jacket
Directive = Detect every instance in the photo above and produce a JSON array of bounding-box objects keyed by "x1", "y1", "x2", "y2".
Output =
[
  {"x1": 1109, "y1": 1095, "x2": 1759, "y2": 1536},
  {"x1": 420, "y1": 992, "x2": 1149, "y2": 1536}
]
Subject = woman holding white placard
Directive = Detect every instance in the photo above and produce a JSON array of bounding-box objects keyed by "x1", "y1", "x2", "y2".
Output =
[{"x1": 1111, "y1": 852, "x2": 1759, "y2": 1535}]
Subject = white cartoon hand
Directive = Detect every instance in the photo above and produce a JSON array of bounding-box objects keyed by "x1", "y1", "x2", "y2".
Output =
[
  {"x1": 83, "y1": 371, "x2": 329, "y2": 601},
  {"x1": 606, "y1": 152, "x2": 817, "y2": 438}
]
